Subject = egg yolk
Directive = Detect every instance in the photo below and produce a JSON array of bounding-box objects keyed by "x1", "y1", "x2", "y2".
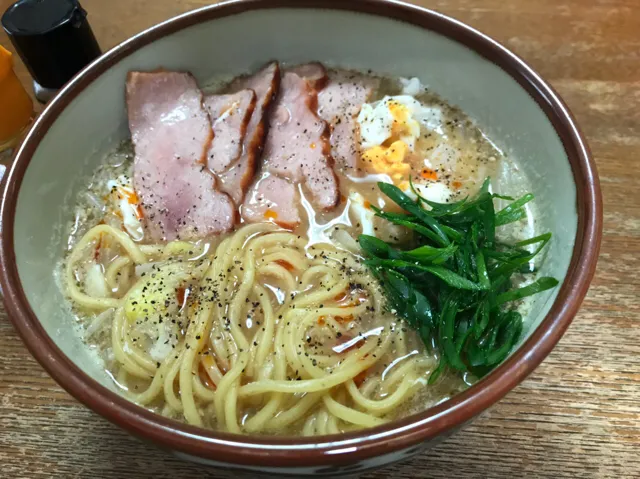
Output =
[
  {"x1": 362, "y1": 140, "x2": 411, "y2": 180},
  {"x1": 361, "y1": 100, "x2": 419, "y2": 182},
  {"x1": 388, "y1": 101, "x2": 416, "y2": 139}
]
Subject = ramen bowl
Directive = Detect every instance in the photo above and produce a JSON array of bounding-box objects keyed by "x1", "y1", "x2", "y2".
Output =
[{"x1": 0, "y1": 0, "x2": 601, "y2": 475}]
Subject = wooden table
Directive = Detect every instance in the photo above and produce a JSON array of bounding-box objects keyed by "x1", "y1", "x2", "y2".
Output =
[{"x1": 1, "y1": 1, "x2": 638, "y2": 477}]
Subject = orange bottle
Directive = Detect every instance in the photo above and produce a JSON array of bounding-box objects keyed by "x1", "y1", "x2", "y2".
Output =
[{"x1": 0, "y1": 45, "x2": 33, "y2": 152}]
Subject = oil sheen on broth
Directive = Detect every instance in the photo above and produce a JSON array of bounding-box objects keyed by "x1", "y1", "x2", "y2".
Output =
[{"x1": 59, "y1": 65, "x2": 527, "y2": 436}]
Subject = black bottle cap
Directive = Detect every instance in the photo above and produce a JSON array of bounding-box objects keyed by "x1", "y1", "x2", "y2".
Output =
[{"x1": 2, "y1": 0, "x2": 101, "y2": 90}]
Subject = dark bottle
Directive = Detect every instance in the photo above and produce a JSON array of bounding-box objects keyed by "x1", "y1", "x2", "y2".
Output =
[{"x1": 2, "y1": 0, "x2": 101, "y2": 103}]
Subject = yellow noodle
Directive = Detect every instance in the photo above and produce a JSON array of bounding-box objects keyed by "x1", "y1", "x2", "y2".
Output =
[
  {"x1": 65, "y1": 222, "x2": 432, "y2": 435},
  {"x1": 347, "y1": 376, "x2": 418, "y2": 415},
  {"x1": 192, "y1": 372, "x2": 216, "y2": 402},
  {"x1": 111, "y1": 308, "x2": 152, "y2": 378},
  {"x1": 316, "y1": 409, "x2": 329, "y2": 435},
  {"x1": 104, "y1": 256, "x2": 131, "y2": 292},
  {"x1": 327, "y1": 413, "x2": 340, "y2": 434},
  {"x1": 265, "y1": 392, "x2": 323, "y2": 430},
  {"x1": 302, "y1": 414, "x2": 317, "y2": 437},
  {"x1": 238, "y1": 337, "x2": 386, "y2": 396},
  {"x1": 323, "y1": 395, "x2": 385, "y2": 427}
]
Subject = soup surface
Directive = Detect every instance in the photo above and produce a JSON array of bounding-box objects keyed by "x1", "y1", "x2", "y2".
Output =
[{"x1": 58, "y1": 62, "x2": 548, "y2": 436}]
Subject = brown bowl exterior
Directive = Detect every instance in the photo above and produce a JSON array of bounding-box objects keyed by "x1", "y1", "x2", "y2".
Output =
[{"x1": 0, "y1": 0, "x2": 602, "y2": 474}]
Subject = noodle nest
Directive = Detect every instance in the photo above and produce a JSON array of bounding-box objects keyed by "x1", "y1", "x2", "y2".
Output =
[{"x1": 65, "y1": 222, "x2": 436, "y2": 435}]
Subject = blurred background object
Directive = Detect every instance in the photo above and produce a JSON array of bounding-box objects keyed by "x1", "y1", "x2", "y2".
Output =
[
  {"x1": 1, "y1": 0, "x2": 100, "y2": 103},
  {"x1": 0, "y1": 44, "x2": 32, "y2": 156}
]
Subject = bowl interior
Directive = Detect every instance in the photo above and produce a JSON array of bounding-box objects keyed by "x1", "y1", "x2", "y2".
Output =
[{"x1": 13, "y1": 7, "x2": 575, "y2": 395}]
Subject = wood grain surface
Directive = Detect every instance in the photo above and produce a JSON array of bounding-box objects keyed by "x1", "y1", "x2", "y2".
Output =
[{"x1": 1, "y1": 1, "x2": 638, "y2": 477}]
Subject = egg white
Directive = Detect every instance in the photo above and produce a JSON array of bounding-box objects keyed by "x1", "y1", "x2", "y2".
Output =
[
  {"x1": 357, "y1": 95, "x2": 443, "y2": 151},
  {"x1": 348, "y1": 191, "x2": 376, "y2": 236},
  {"x1": 404, "y1": 182, "x2": 454, "y2": 205},
  {"x1": 107, "y1": 176, "x2": 144, "y2": 241}
]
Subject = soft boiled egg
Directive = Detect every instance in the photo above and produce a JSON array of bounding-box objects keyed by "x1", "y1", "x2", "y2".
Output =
[
  {"x1": 106, "y1": 176, "x2": 144, "y2": 241},
  {"x1": 399, "y1": 77, "x2": 423, "y2": 96},
  {"x1": 404, "y1": 181, "x2": 454, "y2": 204},
  {"x1": 348, "y1": 191, "x2": 376, "y2": 236},
  {"x1": 357, "y1": 95, "x2": 443, "y2": 182}
]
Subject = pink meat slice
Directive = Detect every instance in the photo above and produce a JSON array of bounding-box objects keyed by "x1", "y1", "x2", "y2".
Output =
[
  {"x1": 242, "y1": 72, "x2": 340, "y2": 228},
  {"x1": 317, "y1": 70, "x2": 380, "y2": 171},
  {"x1": 127, "y1": 71, "x2": 236, "y2": 242},
  {"x1": 242, "y1": 174, "x2": 300, "y2": 228},
  {"x1": 287, "y1": 62, "x2": 328, "y2": 90},
  {"x1": 204, "y1": 89, "x2": 256, "y2": 175},
  {"x1": 217, "y1": 62, "x2": 280, "y2": 204},
  {"x1": 258, "y1": 71, "x2": 339, "y2": 210}
]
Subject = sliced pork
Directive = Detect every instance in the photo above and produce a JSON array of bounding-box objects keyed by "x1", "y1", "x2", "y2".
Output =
[
  {"x1": 242, "y1": 174, "x2": 300, "y2": 228},
  {"x1": 317, "y1": 71, "x2": 380, "y2": 171},
  {"x1": 265, "y1": 72, "x2": 339, "y2": 209},
  {"x1": 127, "y1": 71, "x2": 236, "y2": 241},
  {"x1": 216, "y1": 62, "x2": 281, "y2": 204},
  {"x1": 242, "y1": 72, "x2": 340, "y2": 227},
  {"x1": 287, "y1": 62, "x2": 328, "y2": 91},
  {"x1": 205, "y1": 89, "x2": 256, "y2": 175}
]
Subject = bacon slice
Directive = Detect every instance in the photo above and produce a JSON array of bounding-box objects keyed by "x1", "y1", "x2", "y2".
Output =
[
  {"x1": 204, "y1": 89, "x2": 256, "y2": 175},
  {"x1": 317, "y1": 70, "x2": 380, "y2": 171},
  {"x1": 217, "y1": 62, "x2": 281, "y2": 204},
  {"x1": 127, "y1": 71, "x2": 236, "y2": 241}
]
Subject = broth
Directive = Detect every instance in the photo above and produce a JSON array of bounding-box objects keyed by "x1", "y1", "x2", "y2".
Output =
[{"x1": 57, "y1": 65, "x2": 536, "y2": 436}]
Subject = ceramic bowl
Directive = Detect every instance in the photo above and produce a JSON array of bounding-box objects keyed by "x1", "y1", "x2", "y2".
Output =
[{"x1": 0, "y1": 0, "x2": 601, "y2": 475}]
